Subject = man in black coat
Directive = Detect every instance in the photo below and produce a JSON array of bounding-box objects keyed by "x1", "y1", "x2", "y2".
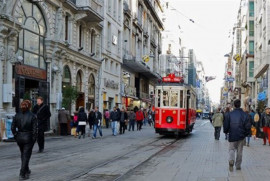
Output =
[
  {"x1": 32, "y1": 96, "x2": 51, "y2": 153},
  {"x1": 223, "y1": 99, "x2": 251, "y2": 171},
  {"x1": 92, "y1": 106, "x2": 103, "y2": 139}
]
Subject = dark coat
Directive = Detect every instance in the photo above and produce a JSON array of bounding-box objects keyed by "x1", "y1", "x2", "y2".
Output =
[
  {"x1": 77, "y1": 108, "x2": 87, "y2": 123},
  {"x1": 88, "y1": 111, "x2": 95, "y2": 126},
  {"x1": 120, "y1": 112, "x2": 128, "y2": 122},
  {"x1": 223, "y1": 108, "x2": 251, "y2": 142},
  {"x1": 110, "y1": 111, "x2": 119, "y2": 121},
  {"x1": 11, "y1": 111, "x2": 37, "y2": 144},
  {"x1": 33, "y1": 103, "x2": 51, "y2": 130},
  {"x1": 93, "y1": 111, "x2": 102, "y2": 125},
  {"x1": 260, "y1": 113, "x2": 270, "y2": 128},
  {"x1": 58, "y1": 110, "x2": 69, "y2": 124}
]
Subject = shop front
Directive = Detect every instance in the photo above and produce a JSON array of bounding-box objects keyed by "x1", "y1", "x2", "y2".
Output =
[{"x1": 14, "y1": 64, "x2": 49, "y2": 127}]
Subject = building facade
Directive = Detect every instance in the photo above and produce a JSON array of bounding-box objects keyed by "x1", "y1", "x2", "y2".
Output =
[
  {"x1": 122, "y1": 0, "x2": 164, "y2": 110},
  {"x1": 0, "y1": 0, "x2": 104, "y2": 134}
]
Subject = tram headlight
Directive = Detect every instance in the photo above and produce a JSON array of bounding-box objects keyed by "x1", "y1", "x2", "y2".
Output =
[{"x1": 166, "y1": 116, "x2": 173, "y2": 123}]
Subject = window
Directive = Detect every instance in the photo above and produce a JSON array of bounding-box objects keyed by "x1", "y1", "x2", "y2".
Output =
[
  {"x1": 180, "y1": 90, "x2": 184, "y2": 108},
  {"x1": 249, "y1": 41, "x2": 254, "y2": 54},
  {"x1": 162, "y1": 90, "x2": 169, "y2": 107},
  {"x1": 62, "y1": 66, "x2": 71, "y2": 89},
  {"x1": 249, "y1": 1, "x2": 254, "y2": 17},
  {"x1": 79, "y1": 24, "x2": 83, "y2": 48},
  {"x1": 65, "y1": 15, "x2": 69, "y2": 41},
  {"x1": 249, "y1": 61, "x2": 254, "y2": 78},
  {"x1": 249, "y1": 21, "x2": 254, "y2": 36},
  {"x1": 91, "y1": 30, "x2": 95, "y2": 53},
  {"x1": 170, "y1": 91, "x2": 179, "y2": 107},
  {"x1": 107, "y1": 22, "x2": 111, "y2": 48},
  {"x1": 88, "y1": 74, "x2": 95, "y2": 96},
  {"x1": 16, "y1": 1, "x2": 46, "y2": 69}
]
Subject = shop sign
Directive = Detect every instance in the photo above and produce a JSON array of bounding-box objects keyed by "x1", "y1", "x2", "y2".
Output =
[
  {"x1": 104, "y1": 79, "x2": 119, "y2": 89},
  {"x1": 15, "y1": 64, "x2": 47, "y2": 80}
]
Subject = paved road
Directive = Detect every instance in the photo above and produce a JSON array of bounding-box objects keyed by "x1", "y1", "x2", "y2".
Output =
[{"x1": 1, "y1": 119, "x2": 270, "y2": 181}]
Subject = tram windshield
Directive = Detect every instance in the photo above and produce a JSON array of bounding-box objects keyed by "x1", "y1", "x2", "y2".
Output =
[{"x1": 156, "y1": 89, "x2": 185, "y2": 108}]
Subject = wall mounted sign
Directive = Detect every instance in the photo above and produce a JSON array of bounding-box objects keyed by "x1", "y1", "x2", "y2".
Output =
[
  {"x1": 15, "y1": 64, "x2": 47, "y2": 80},
  {"x1": 104, "y1": 78, "x2": 119, "y2": 89}
]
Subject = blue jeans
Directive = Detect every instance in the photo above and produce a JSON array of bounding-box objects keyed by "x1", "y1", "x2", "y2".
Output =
[
  {"x1": 93, "y1": 125, "x2": 102, "y2": 138},
  {"x1": 111, "y1": 121, "x2": 117, "y2": 136}
]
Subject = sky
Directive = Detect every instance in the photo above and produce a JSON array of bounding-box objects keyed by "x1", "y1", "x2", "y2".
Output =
[{"x1": 166, "y1": 0, "x2": 240, "y2": 104}]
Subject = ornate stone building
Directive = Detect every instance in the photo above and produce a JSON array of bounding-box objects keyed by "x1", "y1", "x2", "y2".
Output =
[{"x1": 0, "y1": 0, "x2": 104, "y2": 132}]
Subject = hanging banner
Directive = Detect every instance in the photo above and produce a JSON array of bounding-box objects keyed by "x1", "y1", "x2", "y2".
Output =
[{"x1": 226, "y1": 77, "x2": 235, "y2": 82}]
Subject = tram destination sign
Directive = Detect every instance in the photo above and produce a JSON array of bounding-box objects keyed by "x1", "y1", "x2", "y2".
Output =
[
  {"x1": 15, "y1": 64, "x2": 47, "y2": 80},
  {"x1": 162, "y1": 73, "x2": 183, "y2": 83}
]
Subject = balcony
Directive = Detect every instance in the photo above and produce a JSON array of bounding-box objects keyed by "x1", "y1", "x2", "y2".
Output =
[
  {"x1": 123, "y1": 1, "x2": 132, "y2": 18},
  {"x1": 144, "y1": 0, "x2": 164, "y2": 30},
  {"x1": 65, "y1": 0, "x2": 104, "y2": 23},
  {"x1": 123, "y1": 53, "x2": 161, "y2": 80}
]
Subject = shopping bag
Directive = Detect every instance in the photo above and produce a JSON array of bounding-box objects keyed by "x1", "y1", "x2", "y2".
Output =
[
  {"x1": 251, "y1": 126, "x2": 257, "y2": 136},
  {"x1": 256, "y1": 129, "x2": 265, "y2": 139},
  {"x1": 71, "y1": 127, "x2": 76, "y2": 135}
]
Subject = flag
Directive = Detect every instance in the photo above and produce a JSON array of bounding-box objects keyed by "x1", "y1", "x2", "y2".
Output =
[
  {"x1": 227, "y1": 71, "x2": 232, "y2": 76},
  {"x1": 205, "y1": 76, "x2": 216, "y2": 82}
]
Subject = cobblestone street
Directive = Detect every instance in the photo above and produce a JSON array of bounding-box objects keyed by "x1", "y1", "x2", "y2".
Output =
[{"x1": 1, "y1": 119, "x2": 270, "y2": 181}]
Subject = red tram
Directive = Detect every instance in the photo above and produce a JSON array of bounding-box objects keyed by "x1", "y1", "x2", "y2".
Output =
[{"x1": 154, "y1": 74, "x2": 196, "y2": 136}]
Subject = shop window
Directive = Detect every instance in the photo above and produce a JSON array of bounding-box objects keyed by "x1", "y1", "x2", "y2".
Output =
[{"x1": 16, "y1": 0, "x2": 46, "y2": 69}]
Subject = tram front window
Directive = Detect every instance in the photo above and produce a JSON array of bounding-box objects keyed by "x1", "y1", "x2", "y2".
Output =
[
  {"x1": 171, "y1": 91, "x2": 178, "y2": 107},
  {"x1": 163, "y1": 91, "x2": 169, "y2": 106}
]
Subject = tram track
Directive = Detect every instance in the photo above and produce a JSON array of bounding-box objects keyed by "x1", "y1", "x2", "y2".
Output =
[{"x1": 69, "y1": 135, "x2": 187, "y2": 181}]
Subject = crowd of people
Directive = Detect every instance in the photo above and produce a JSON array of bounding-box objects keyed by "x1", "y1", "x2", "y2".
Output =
[
  {"x1": 69, "y1": 106, "x2": 155, "y2": 139},
  {"x1": 211, "y1": 99, "x2": 270, "y2": 172}
]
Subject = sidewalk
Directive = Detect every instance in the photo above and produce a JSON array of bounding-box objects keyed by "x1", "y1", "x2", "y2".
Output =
[{"x1": 120, "y1": 118, "x2": 270, "y2": 181}]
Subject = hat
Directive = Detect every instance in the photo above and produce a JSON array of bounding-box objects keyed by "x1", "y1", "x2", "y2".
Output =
[{"x1": 62, "y1": 107, "x2": 65, "y2": 110}]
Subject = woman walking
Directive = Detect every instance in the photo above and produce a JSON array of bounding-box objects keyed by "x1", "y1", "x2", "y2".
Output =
[
  {"x1": 77, "y1": 107, "x2": 87, "y2": 139},
  {"x1": 11, "y1": 100, "x2": 37, "y2": 180},
  {"x1": 128, "y1": 109, "x2": 136, "y2": 131}
]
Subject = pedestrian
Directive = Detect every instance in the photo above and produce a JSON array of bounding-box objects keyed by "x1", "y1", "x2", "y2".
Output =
[
  {"x1": 104, "y1": 109, "x2": 110, "y2": 128},
  {"x1": 209, "y1": 112, "x2": 213, "y2": 123},
  {"x1": 260, "y1": 107, "x2": 270, "y2": 146},
  {"x1": 11, "y1": 100, "x2": 37, "y2": 180},
  {"x1": 136, "y1": 108, "x2": 144, "y2": 131},
  {"x1": 245, "y1": 110, "x2": 254, "y2": 147},
  {"x1": 212, "y1": 108, "x2": 224, "y2": 140},
  {"x1": 143, "y1": 109, "x2": 148, "y2": 126},
  {"x1": 77, "y1": 107, "x2": 87, "y2": 139},
  {"x1": 224, "y1": 107, "x2": 231, "y2": 140},
  {"x1": 87, "y1": 109, "x2": 95, "y2": 137},
  {"x1": 110, "y1": 107, "x2": 119, "y2": 136},
  {"x1": 223, "y1": 99, "x2": 251, "y2": 171},
  {"x1": 32, "y1": 96, "x2": 51, "y2": 153},
  {"x1": 148, "y1": 109, "x2": 153, "y2": 126},
  {"x1": 119, "y1": 108, "x2": 128, "y2": 134},
  {"x1": 128, "y1": 109, "x2": 136, "y2": 131},
  {"x1": 58, "y1": 107, "x2": 69, "y2": 136},
  {"x1": 73, "y1": 111, "x2": 79, "y2": 138},
  {"x1": 92, "y1": 106, "x2": 103, "y2": 139}
]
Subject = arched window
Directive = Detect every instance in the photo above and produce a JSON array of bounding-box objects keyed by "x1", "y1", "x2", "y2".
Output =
[
  {"x1": 76, "y1": 71, "x2": 82, "y2": 92},
  {"x1": 62, "y1": 66, "x2": 71, "y2": 89},
  {"x1": 15, "y1": 0, "x2": 46, "y2": 69},
  {"x1": 88, "y1": 74, "x2": 95, "y2": 97}
]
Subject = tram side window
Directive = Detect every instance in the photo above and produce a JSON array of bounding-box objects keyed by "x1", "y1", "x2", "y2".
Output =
[
  {"x1": 157, "y1": 89, "x2": 161, "y2": 107},
  {"x1": 163, "y1": 91, "x2": 169, "y2": 106},
  {"x1": 180, "y1": 90, "x2": 183, "y2": 108},
  {"x1": 170, "y1": 91, "x2": 178, "y2": 107}
]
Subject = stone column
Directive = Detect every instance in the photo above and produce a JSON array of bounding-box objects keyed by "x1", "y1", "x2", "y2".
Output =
[
  {"x1": 0, "y1": 27, "x2": 8, "y2": 113},
  {"x1": 6, "y1": 30, "x2": 17, "y2": 112}
]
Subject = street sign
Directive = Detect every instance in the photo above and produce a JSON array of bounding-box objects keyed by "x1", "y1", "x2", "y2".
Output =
[{"x1": 226, "y1": 77, "x2": 235, "y2": 82}]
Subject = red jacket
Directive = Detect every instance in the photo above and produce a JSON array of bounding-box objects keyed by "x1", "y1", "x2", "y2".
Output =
[{"x1": 136, "y1": 111, "x2": 144, "y2": 121}]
